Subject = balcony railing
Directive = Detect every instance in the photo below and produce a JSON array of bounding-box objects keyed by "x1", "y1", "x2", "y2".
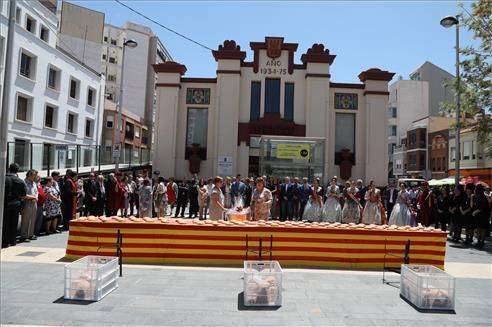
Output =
[{"x1": 6, "y1": 142, "x2": 152, "y2": 176}]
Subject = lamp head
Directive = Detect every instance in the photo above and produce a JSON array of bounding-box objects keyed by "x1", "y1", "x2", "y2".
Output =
[
  {"x1": 124, "y1": 39, "x2": 138, "y2": 48},
  {"x1": 440, "y1": 16, "x2": 459, "y2": 28}
]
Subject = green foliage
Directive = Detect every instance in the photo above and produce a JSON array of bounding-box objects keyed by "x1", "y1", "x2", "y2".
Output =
[{"x1": 441, "y1": 0, "x2": 492, "y2": 158}]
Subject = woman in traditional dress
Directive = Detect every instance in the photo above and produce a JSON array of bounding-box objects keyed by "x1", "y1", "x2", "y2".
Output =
[
  {"x1": 251, "y1": 177, "x2": 273, "y2": 221},
  {"x1": 361, "y1": 187, "x2": 386, "y2": 225},
  {"x1": 388, "y1": 183, "x2": 412, "y2": 226},
  {"x1": 321, "y1": 181, "x2": 342, "y2": 222},
  {"x1": 209, "y1": 176, "x2": 227, "y2": 221},
  {"x1": 341, "y1": 181, "x2": 361, "y2": 224},
  {"x1": 302, "y1": 180, "x2": 323, "y2": 222}
]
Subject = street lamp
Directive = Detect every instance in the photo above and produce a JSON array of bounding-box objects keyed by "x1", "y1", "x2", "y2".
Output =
[
  {"x1": 440, "y1": 15, "x2": 461, "y2": 186},
  {"x1": 115, "y1": 39, "x2": 138, "y2": 170}
]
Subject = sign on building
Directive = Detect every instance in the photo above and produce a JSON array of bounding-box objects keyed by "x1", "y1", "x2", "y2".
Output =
[
  {"x1": 217, "y1": 156, "x2": 233, "y2": 176},
  {"x1": 276, "y1": 144, "x2": 310, "y2": 160},
  {"x1": 112, "y1": 144, "x2": 121, "y2": 158}
]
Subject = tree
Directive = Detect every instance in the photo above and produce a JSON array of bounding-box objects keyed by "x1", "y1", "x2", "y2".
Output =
[{"x1": 441, "y1": 0, "x2": 492, "y2": 158}]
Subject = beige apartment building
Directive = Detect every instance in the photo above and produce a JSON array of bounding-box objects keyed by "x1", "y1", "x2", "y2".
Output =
[{"x1": 153, "y1": 37, "x2": 394, "y2": 185}]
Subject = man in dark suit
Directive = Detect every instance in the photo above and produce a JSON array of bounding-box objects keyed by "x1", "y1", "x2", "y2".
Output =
[
  {"x1": 231, "y1": 174, "x2": 246, "y2": 206},
  {"x1": 292, "y1": 177, "x2": 301, "y2": 219},
  {"x1": 2, "y1": 163, "x2": 27, "y2": 248},
  {"x1": 95, "y1": 175, "x2": 106, "y2": 216},
  {"x1": 384, "y1": 180, "x2": 398, "y2": 216},
  {"x1": 83, "y1": 173, "x2": 97, "y2": 216},
  {"x1": 279, "y1": 176, "x2": 295, "y2": 221}
]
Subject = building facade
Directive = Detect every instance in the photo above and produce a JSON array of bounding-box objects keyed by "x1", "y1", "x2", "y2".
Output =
[
  {"x1": 0, "y1": 0, "x2": 105, "y2": 172},
  {"x1": 388, "y1": 61, "x2": 455, "y2": 178},
  {"x1": 101, "y1": 99, "x2": 149, "y2": 164},
  {"x1": 448, "y1": 126, "x2": 492, "y2": 186},
  {"x1": 57, "y1": 1, "x2": 105, "y2": 73},
  {"x1": 153, "y1": 37, "x2": 394, "y2": 185}
]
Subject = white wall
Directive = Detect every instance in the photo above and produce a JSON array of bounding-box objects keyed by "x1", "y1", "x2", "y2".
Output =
[{"x1": 1, "y1": 0, "x2": 104, "y2": 164}]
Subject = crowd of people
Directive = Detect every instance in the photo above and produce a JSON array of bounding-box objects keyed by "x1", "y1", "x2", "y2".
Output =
[{"x1": 2, "y1": 163, "x2": 491, "y2": 249}]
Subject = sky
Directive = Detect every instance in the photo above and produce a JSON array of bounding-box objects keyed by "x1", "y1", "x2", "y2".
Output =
[{"x1": 71, "y1": 0, "x2": 478, "y2": 84}]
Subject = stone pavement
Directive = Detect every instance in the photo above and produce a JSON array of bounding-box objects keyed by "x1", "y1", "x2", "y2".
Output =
[{"x1": 1, "y1": 233, "x2": 491, "y2": 327}]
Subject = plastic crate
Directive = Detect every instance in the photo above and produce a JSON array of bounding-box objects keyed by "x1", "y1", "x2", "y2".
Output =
[
  {"x1": 243, "y1": 261, "x2": 282, "y2": 306},
  {"x1": 64, "y1": 256, "x2": 119, "y2": 301},
  {"x1": 400, "y1": 264, "x2": 455, "y2": 310}
]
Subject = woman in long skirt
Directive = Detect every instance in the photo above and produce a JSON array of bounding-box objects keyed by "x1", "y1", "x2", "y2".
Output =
[
  {"x1": 361, "y1": 187, "x2": 386, "y2": 224},
  {"x1": 388, "y1": 183, "x2": 412, "y2": 226},
  {"x1": 321, "y1": 182, "x2": 342, "y2": 222},
  {"x1": 341, "y1": 181, "x2": 361, "y2": 224},
  {"x1": 303, "y1": 180, "x2": 323, "y2": 222}
]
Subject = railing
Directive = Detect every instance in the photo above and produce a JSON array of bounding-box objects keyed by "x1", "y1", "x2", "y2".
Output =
[{"x1": 6, "y1": 142, "x2": 152, "y2": 175}]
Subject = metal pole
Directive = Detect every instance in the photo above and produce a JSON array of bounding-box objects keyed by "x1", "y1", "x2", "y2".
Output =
[
  {"x1": 116, "y1": 41, "x2": 127, "y2": 171},
  {"x1": 0, "y1": 0, "x2": 17, "y2": 248},
  {"x1": 455, "y1": 18, "x2": 461, "y2": 186}
]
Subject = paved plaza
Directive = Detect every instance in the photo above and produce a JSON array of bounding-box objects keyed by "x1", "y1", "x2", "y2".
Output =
[{"x1": 1, "y1": 232, "x2": 491, "y2": 327}]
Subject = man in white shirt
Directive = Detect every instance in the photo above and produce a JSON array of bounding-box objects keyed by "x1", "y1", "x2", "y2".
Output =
[{"x1": 384, "y1": 180, "x2": 398, "y2": 215}]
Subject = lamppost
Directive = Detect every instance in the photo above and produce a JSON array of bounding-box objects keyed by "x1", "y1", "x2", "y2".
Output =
[
  {"x1": 115, "y1": 39, "x2": 138, "y2": 170},
  {"x1": 440, "y1": 15, "x2": 461, "y2": 186}
]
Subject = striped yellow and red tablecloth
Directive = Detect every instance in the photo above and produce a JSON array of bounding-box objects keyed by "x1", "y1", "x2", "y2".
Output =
[{"x1": 65, "y1": 217, "x2": 447, "y2": 270}]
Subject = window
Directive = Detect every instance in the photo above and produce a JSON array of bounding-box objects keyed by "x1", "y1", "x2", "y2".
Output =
[
  {"x1": 389, "y1": 125, "x2": 397, "y2": 136},
  {"x1": 25, "y1": 15, "x2": 35, "y2": 33},
  {"x1": 103, "y1": 36, "x2": 108, "y2": 43},
  {"x1": 85, "y1": 119, "x2": 93, "y2": 138},
  {"x1": 410, "y1": 72, "x2": 421, "y2": 81},
  {"x1": 451, "y1": 147, "x2": 456, "y2": 162},
  {"x1": 69, "y1": 78, "x2": 79, "y2": 99},
  {"x1": 264, "y1": 78, "x2": 280, "y2": 113},
  {"x1": 107, "y1": 75, "x2": 116, "y2": 82},
  {"x1": 44, "y1": 104, "x2": 57, "y2": 129},
  {"x1": 284, "y1": 83, "x2": 294, "y2": 121},
  {"x1": 102, "y1": 54, "x2": 106, "y2": 60},
  {"x1": 40, "y1": 26, "x2": 49, "y2": 42},
  {"x1": 106, "y1": 115, "x2": 114, "y2": 128},
  {"x1": 186, "y1": 108, "x2": 208, "y2": 147},
  {"x1": 67, "y1": 113, "x2": 77, "y2": 134},
  {"x1": 109, "y1": 57, "x2": 116, "y2": 64},
  {"x1": 20, "y1": 52, "x2": 35, "y2": 79},
  {"x1": 335, "y1": 113, "x2": 355, "y2": 164},
  {"x1": 111, "y1": 39, "x2": 117, "y2": 46},
  {"x1": 463, "y1": 141, "x2": 471, "y2": 160},
  {"x1": 135, "y1": 126, "x2": 140, "y2": 138},
  {"x1": 472, "y1": 141, "x2": 476, "y2": 159},
  {"x1": 87, "y1": 87, "x2": 96, "y2": 107},
  {"x1": 388, "y1": 107, "x2": 397, "y2": 118},
  {"x1": 15, "y1": 7, "x2": 21, "y2": 25},
  {"x1": 47, "y1": 66, "x2": 59, "y2": 90},
  {"x1": 16, "y1": 94, "x2": 31, "y2": 122},
  {"x1": 250, "y1": 81, "x2": 261, "y2": 120}
]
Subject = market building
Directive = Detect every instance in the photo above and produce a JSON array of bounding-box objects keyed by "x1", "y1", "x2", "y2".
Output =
[{"x1": 153, "y1": 37, "x2": 395, "y2": 185}]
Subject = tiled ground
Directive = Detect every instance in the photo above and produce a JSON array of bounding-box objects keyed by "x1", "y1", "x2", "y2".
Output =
[{"x1": 1, "y1": 232, "x2": 491, "y2": 326}]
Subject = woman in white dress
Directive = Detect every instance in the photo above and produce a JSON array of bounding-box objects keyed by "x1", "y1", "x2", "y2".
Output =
[
  {"x1": 302, "y1": 180, "x2": 323, "y2": 222},
  {"x1": 361, "y1": 187, "x2": 386, "y2": 224},
  {"x1": 388, "y1": 183, "x2": 412, "y2": 226},
  {"x1": 321, "y1": 182, "x2": 342, "y2": 222}
]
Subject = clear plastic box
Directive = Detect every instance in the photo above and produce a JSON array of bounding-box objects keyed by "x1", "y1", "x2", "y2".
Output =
[
  {"x1": 64, "y1": 256, "x2": 119, "y2": 301},
  {"x1": 243, "y1": 261, "x2": 283, "y2": 306},
  {"x1": 400, "y1": 264, "x2": 455, "y2": 310}
]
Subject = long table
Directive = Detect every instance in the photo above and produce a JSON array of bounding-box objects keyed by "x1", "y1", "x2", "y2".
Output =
[{"x1": 65, "y1": 217, "x2": 447, "y2": 269}]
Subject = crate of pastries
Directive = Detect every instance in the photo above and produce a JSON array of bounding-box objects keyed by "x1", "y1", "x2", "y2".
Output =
[
  {"x1": 400, "y1": 264, "x2": 455, "y2": 310},
  {"x1": 65, "y1": 256, "x2": 119, "y2": 301},
  {"x1": 243, "y1": 261, "x2": 282, "y2": 306}
]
